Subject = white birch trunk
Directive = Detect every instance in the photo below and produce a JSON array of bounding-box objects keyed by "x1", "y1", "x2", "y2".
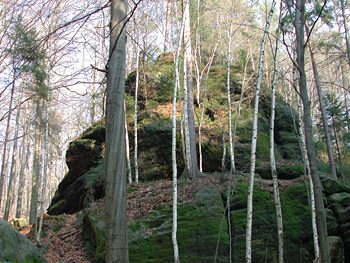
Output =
[
  {"x1": 172, "y1": 4, "x2": 187, "y2": 261},
  {"x1": 183, "y1": 0, "x2": 199, "y2": 178},
  {"x1": 221, "y1": 125, "x2": 227, "y2": 171},
  {"x1": 246, "y1": 1, "x2": 276, "y2": 261},
  {"x1": 269, "y1": 20, "x2": 284, "y2": 262},
  {"x1": 134, "y1": 45, "x2": 140, "y2": 183},
  {"x1": 227, "y1": 23, "x2": 235, "y2": 173},
  {"x1": 124, "y1": 101, "x2": 132, "y2": 184},
  {"x1": 297, "y1": 97, "x2": 320, "y2": 263}
]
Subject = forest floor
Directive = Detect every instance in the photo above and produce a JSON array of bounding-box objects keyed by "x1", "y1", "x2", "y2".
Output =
[{"x1": 20, "y1": 174, "x2": 303, "y2": 262}]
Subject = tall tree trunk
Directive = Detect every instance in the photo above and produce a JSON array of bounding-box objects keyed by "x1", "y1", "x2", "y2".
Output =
[
  {"x1": 105, "y1": 0, "x2": 128, "y2": 262},
  {"x1": 227, "y1": 23, "x2": 235, "y2": 174},
  {"x1": 4, "y1": 83, "x2": 23, "y2": 221},
  {"x1": 16, "y1": 129, "x2": 30, "y2": 218},
  {"x1": 269, "y1": 16, "x2": 284, "y2": 263},
  {"x1": 37, "y1": 99, "x2": 49, "y2": 243},
  {"x1": 245, "y1": 1, "x2": 276, "y2": 261},
  {"x1": 134, "y1": 45, "x2": 140, "y2": 183},
  {"x1": 0, "y1": 70, "x2": 15, "y2": 210},
  {"x1": 183, "y1": 0, "x2": 199, "y2": 179},
  {"x1": 172, "y1": 6, "x2": 186, "y2": 261},
  {"x1": 296, "y1": 93, "x2": 320, "y2": 262},
  {"x1": 29, "y1": 100, "x2": 42, "y2": 225},
  {"x1": 306, "y1": 26, "x2": 337, "y2": 179},
  {"x1": 292, "y1": 0, "x2": 330, "y2": 261}
]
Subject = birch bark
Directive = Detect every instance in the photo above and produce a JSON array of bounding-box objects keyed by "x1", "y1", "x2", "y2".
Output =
[{"x1": 246, "y1": 1, "x2": 276, "y2": 261}]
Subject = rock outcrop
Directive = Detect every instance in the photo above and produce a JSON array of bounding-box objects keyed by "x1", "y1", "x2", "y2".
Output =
[
  {"x1": 48, "y1": 122, "x2": 105, "y2": 215},
  {"x1": 0, "y1": 220, "x2": 47, "y2": 263}
]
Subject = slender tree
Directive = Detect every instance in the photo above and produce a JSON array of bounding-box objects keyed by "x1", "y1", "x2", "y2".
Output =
[
  {"x1": 227, "y1": 22, "x2": 235, "y2": 173},
  {"x1": 183, "y1": 0, "x2": 199, "y2": 179},
  {"x1": 105, "y1": 0, "x2": 128, "y2": 261},
  {"x1": 246, "y1": 1, "x2": 276, "y2": 261},
  {"x1": 134, "y1": 45, "x2": 140, "y2": 183},
  {"x1": 269, "y1": 14, "x2": 284, "y2": 262}
]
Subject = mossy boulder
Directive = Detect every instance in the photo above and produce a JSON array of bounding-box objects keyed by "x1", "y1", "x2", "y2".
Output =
[
  {"x1": 83, "y1": 187, "x2": 229, "y2": 263},
  {"x1": 255, "y1": 162, "x2": 304, "y2": 180},
  {"x1": 327, "y1": 192, "x2": 350, "y2": 206},
  {"x1": 48, "y1": 161, "x2": 105, "y2": 215},
  {"x1": 321, "y1": 175, "x2": 350, "y2": 196},
  {"x1": 48, "y1": 122, "x2": 105, "y2": 215},
  {"x1": 0, "y1": 220, "x2": 47, "y2": 263},
  {"x1": 229, "y1": 181, "x2": 314, "y2": 263}
]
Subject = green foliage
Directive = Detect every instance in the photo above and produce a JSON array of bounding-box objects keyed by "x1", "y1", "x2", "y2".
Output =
[{"x1": 9, "y1": 20, "x2": 48, "y2": 100}]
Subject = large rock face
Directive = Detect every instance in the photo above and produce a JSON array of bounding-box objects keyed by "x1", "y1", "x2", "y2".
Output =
[
  {"x1": 321, "y1": 175, "x2": 350, "y2": 262},
  {"x1": 83, "y1": 186, "x2": 229, "y2": 263},
  {"x1": 48, "y1": 122, "x2": 105, "y2": 215},
  {"x1": 0, "y1": 220, "x2": 47, "y2": 263}
]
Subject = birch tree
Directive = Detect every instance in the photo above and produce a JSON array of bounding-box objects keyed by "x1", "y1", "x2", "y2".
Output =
[
  {"x1": 134, "y1": 45, "x2": 140, "y2": 183},
  {"x1": 183, "y1": 0, "x2": 199, "y2": 179},
  {"x1": 227, "y1": 22, "x2": 235, "y2": 173},
  {"x1": 105, "y1": 0, "x2": 128, "y2": 261},
  {"x1": 269, "y1": 15, "x2": 284, "y2": 263},
  {"x1": 246, "y1": 1, "x2": 276, "y2": 261}
]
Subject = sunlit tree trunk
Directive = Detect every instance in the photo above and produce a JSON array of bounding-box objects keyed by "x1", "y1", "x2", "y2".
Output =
[
  {"x1": 183, "y1": 0, "x2": 199, "y2": 179},
  {"x1": 134, "y1": 45, "x2": 140, "y2": 183},
  {"x1": 246, "y1": 1, "x2": 276, "y2": 261},
  {"x1": 226, "y1": 23, "x2": 235, "y2": 174},
  {"x1": 105, "y1": 0, "x2": 128, "y2": 261},
  {"x1": 172, "y1": 6, "x2": 186, "y2": 260},
  {"x1": 124, "y1": 102, "x2": 132, "y2": 184}
]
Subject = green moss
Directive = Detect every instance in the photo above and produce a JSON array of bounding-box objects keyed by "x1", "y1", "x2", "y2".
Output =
[
  {"x1": 84, "y1": 187, "x2": 229, "y2": 263},
  {"x1": 230, "y1": 181, "x2": 313, "y2": 263},
  {"x1": 129, "y1": 188, "x2": 229, "y2": 263},
  {"x1": 84, "y1": 161, "x2": 105, "y2": 189}
]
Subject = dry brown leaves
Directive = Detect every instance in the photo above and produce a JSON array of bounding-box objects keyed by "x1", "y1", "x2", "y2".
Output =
[{"x1": 25, "y1": 214, "x2": 90, "y2": 263}]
